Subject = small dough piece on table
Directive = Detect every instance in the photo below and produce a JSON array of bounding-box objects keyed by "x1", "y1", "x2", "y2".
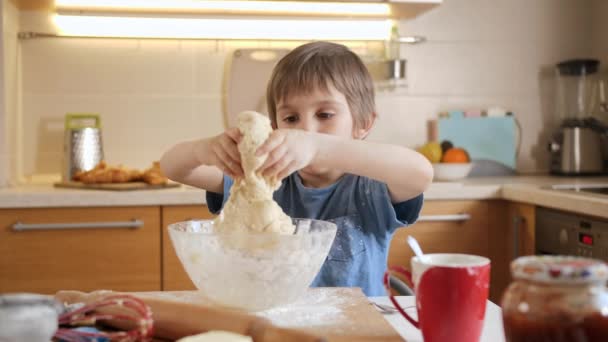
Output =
[
  {"x1": 214, "y1": 111, "x2": 295, "y2": 235},
  {"x1": 177, "y1": 331, "x2": 252, "y2": 342}
]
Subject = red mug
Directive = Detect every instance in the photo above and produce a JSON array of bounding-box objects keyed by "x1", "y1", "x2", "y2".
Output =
[{"x1": 384, "y1": 253, "x2": 491, "y2": 342}]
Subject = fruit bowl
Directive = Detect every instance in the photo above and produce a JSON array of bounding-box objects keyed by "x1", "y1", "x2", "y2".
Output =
[
  {"x1": 432, "y1": 163, "x2": 473, "y2": 181},
  {"x1": 168, "y1": 219, "x2": 337, "y2": 311}
]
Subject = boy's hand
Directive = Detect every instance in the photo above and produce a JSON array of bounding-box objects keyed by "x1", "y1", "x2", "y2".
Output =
[
  {"x1": 205, "y1": 127, "x2": 243, "y2": 178},
  {"x1": 256, "y1": 129, "x2": 318, "y2": 180}
]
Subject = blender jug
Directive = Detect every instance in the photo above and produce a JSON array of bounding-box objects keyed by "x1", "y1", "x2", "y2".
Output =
[
  {"x1": 556, "y1": 59, "x2": 598, "y2": 122},
  {"x1": 550, "y1": 59, "x2": 607, "y2": 175}
]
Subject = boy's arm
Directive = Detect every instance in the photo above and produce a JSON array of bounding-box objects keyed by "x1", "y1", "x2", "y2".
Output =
[
  {"x1": 257, "y1": 130, "x2": 433, "y2": 203},
  {"x1": 160, "y1": 129, "x2": 243, "y2": 193},
  {"x1": 159, "y1": 139, "x2": 224, "y2": 193},
  {"x1": 315, "y1": 135, "x2": 433, "y2": 202}
]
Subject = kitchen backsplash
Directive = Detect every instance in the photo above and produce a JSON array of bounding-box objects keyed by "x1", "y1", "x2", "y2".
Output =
[
  {"x1": 2, "y1": 0, "x2": 607, "y2": 184},
  {"x1": 591, "y1": 0, "x2": 607, "y2": 66},
  {"x1": 1, "y1": 0, "x2": 18, "y2": 186}
]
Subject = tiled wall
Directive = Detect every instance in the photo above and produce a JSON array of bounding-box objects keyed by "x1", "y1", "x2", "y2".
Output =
[
  {"x1": 0, "y1": 1, "x2": 5, "y2": 187},
  {"x1": 0, "y1": 0, "x2": 18, "y2": 187},
  {"x1": 6, "y1": 0, "x2": 601, "y2": 181},
  {"x1": 591, "y1": 0, "x2": 608, "y2": 64},
  {"x1": 369, "y1": 0, "x2": 592, "y2": 173}
]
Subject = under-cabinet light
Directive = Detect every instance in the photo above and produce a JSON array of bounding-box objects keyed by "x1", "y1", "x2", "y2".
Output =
[
  {"x1": 55, "y1": 0, "x2": 392, "y2": 17},
  {"x1": 52, "y1": 14, "x2": 393, "y2": 40}
]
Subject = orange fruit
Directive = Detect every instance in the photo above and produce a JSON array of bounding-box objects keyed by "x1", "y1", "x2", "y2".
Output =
[{"x1": 441, "y1": 148, "x2": 470, "y2": 163}]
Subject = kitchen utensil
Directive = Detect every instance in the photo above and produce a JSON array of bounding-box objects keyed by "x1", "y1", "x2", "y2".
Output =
[
  {"x1": 438, "y1": 115, "x2": 518, "y2": 176},
  {"x1": 388, "y1": 274, "x2": 414, "y2": 295},
  {"x1": 549, "y1": 59, "x2": 608, "y2": 175},
  {"x1": 54, "y1": 294, "x2": 153, "y2": 341},
  {"x1": 384, "y1": 254, "x2": 491, "y2": 342},
  {"x1": 371, "y1": 302, "x2": 398, "y2": 314},
  {"x1": 407, "y1": 235, "x2": 427, "y2": 263},
  {"x1": 62, "y1": 113, "x2": 104, "y2": 182},
  {"x1": 0, "y1": 293, "x2": 62, "y2": 342},
  {"x1": 168, "y1": 219, "x2": 337, "y2": 311},
  {"x1": 224, "y1": 48, "x2": 289, "y2": 128}
]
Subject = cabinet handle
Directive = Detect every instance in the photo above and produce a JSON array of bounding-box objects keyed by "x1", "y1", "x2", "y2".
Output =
[
  {"x1": 512, "y1": 216, "x2": 525, "y2": 259},
  {"x1": 417, "y1": 213, "x2": 471, "y2": 222},
  {"x1": 11, "y1": 219, "x2": 144, "y2": 231}
]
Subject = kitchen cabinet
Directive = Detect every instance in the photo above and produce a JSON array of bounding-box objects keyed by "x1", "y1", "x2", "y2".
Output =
[
  {"x1": 0, "y1": 199, "x2": 535, "y2": 300},
  {"x1": 0, "y1": 206, "x2": 161, "y2": 294},
  {"x1": 487, "y1": 201, "x2": 536, "y2": 303},
  {"x1": 161, "y1": 205, "x2": 215, "y2": 291},
  {"x1": 387, "y1": 200, "x2": 535, "y2": 303},
  {"x1": 388, "y1": 200, "x2": 490, "y2": 272}
]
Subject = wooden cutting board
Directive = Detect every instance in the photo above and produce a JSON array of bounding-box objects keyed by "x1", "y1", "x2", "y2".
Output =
[
  {"x1": 135, "y1": 288, "x2": 403, "y2": 342},
  {"x1": 223, "y1": 48, "x2": 289, "y2": 128},
  {"x1": 54, "y1": 181, "x2": 181, "y2": 191}
]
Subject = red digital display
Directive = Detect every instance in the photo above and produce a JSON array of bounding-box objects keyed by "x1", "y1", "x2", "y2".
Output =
[{"x1": 579, "y1": 233, "x2": 593, "y2": 246}]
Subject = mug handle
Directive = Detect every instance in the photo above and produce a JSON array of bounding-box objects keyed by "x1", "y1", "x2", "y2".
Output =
[{"x1": 383, "y1": 266, "x2": 419, "y2": 329}]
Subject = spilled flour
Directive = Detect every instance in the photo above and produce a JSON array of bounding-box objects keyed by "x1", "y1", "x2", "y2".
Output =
[{"x1": 257, "y1": 288, "x2": 356, "y2": 333}]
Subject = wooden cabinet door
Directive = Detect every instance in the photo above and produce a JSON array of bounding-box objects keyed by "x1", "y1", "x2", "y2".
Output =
[
  {"x1": 161, "y1": 205, "x2": 214, "y2": 290},
  {"x1": 387, "y1": 200, "x2": 489, "y2": 277},
  {"x1": 487, "y1": 201, "x2": 535, "y2": 303},
  {"x1": 0, "y1": 207, "x2": 161, "y2": 294}
]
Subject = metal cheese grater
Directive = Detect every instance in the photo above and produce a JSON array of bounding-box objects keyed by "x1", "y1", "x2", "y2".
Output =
[{"x1": 62, "y1": 113, "x2": 104, "y2": 182}]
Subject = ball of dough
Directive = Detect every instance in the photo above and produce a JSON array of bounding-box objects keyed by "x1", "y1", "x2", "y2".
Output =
[{"x1": 177, "y1": 331, "x2": 252, "y2": 342}]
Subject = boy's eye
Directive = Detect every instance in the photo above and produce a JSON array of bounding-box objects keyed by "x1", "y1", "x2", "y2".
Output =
[
  {"x1": 282, "y1": 115, "x2": 298, "y2": 123},
  {"x1": 317, "y1": 112, "x2": 334, "y2": 119}
]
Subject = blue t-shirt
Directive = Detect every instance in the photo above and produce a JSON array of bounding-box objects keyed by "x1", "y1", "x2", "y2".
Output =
[{"x1": 206, "y1": 173, "x2": 423, "y2": 296}]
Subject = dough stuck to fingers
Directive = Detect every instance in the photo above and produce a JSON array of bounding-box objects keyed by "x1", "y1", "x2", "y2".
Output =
[{"x1": 214, "y1": 111, "x2": 294, "y2": 236}]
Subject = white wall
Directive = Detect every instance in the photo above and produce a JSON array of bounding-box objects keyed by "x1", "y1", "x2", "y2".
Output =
[
  {"x1": 11, "y1": 0, "x2": 596, "y2": 179},
  {"x1": 0, "y1": 2, "x2": 5, "y2": 187},
  {"x1": 369, "y1": 0, "x2": 592, "y2": 172},
  {"x1": 591, "y1": 0, "x2": 608, "y2": 64},
  {"x1": 0, "y1": 0, "x2": 19, "y2": 187}
]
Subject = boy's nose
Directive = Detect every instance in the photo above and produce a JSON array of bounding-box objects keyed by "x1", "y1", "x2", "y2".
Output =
[{"x1": 297, "y1": 118, "x2": 318, "y2": 133}]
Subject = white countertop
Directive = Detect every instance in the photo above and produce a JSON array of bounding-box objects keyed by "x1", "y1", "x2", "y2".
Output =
[
  {"x1": 0, "y1": 183, "x2": 207, "y2": 208},
  {"x1": 370, "y1": 296, "x2": 504, "y2": 342},
  {"x1": 1, "y1": 175, "x2": 608, "y2": 219}
]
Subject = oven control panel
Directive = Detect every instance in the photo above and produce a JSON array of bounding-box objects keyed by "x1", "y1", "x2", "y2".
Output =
[{"x1": 536, "y1": 207, "x2": 608, "y2": 261}]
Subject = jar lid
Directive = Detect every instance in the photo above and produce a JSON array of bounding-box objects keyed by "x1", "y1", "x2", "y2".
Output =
[{"x1": 511, "y1": 255, "x2": 608, "y2": 284}]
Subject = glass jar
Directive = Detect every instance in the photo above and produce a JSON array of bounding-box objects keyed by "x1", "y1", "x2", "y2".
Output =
[{"x1": 501, "y1": 255, "x2": 608, "y2": 342}]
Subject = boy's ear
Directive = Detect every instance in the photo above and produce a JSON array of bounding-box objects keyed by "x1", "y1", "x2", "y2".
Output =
[{"x1": 353, "y1": 112, "x2": 377, "y2": 139}]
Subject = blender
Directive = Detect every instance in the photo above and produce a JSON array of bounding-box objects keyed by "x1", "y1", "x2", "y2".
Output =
[{"x1": 549, "y1": 59, "x2": 608, "y2": 175}]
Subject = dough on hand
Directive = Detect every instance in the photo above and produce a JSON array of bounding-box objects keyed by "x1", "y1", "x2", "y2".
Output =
[
  {"x1": 177, "y1": 331, "x2": 252, "y2": 342},
  {"x1": 214, "y1": 111, "x2": 295, "y2": 235}
]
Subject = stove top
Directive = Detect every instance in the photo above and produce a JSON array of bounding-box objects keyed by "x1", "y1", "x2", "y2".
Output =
[
  {"x1": 577, "y1": 187, "x2": 608, "y2": 195},
  {"x1": 548, "y1": 184, "x2": 608, "y2": 197}
]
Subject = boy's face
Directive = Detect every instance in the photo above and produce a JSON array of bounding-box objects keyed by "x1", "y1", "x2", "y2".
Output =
[{"x1": 275, "y1": 84, "x2": 363, "y2": 139}]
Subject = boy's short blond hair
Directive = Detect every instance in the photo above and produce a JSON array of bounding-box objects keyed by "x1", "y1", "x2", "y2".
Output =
[{"x1": 266, "y1": 41, "x2": 375, "y2": 130}]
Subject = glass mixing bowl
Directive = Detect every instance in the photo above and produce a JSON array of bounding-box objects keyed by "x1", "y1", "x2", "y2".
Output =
[{"x1": 168, "y1": 218, "x2": 337, "y2": 311}]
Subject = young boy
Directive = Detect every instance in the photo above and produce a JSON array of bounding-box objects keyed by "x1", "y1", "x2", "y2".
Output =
[{"x1": 160, "y1": 41, "x2": 433, "y2": 296}]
